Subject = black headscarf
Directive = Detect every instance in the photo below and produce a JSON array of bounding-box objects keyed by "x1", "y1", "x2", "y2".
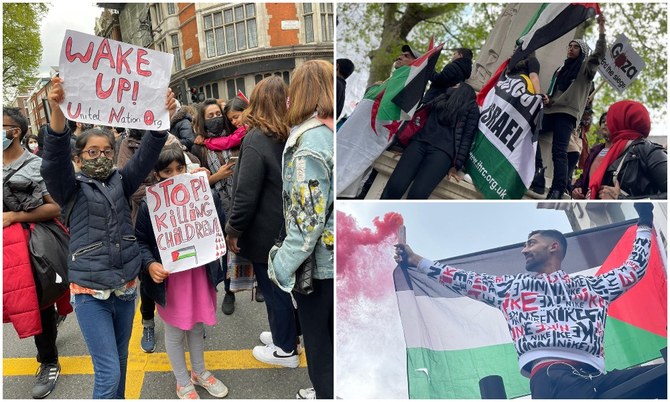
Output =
[{"x1": 554, "y1": 41, "x2": 587, "y2": 93}]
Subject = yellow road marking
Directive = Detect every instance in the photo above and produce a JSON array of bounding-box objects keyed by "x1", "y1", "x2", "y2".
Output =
[{"x1": 4, "y1": 303, "x2": 306, "y2": 399}]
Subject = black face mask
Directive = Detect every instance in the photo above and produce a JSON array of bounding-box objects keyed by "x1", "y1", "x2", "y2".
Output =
[{"x1": 204, "y1": 117, "x2": 225, "y2": 135}]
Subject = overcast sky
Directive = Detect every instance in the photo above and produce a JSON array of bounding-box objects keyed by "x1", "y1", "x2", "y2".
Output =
[{"x1": 38, "y1": 2, "x2": 101, "y2": 76}]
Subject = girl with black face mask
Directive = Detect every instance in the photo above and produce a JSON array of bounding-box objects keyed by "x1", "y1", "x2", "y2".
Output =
[{"x1": 191, "y1": 98, "x2": 237, "y2": 314}]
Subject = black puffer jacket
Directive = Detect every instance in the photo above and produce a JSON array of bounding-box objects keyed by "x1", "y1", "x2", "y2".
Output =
[
  {"x1": 423, "y1": 57, "x2": 472, "y2": 104},
  {"x1": 602, "y1": 139, "x2": 667, "y2": 199},
  {"x1": 41, "y1": 125, "x2": 168, "y2": 289},
  {"x1": 414, "y1": 89, "x2": 480, "y2": 170},
  {"x1": 170, "y1": 109, "x2": 195, "y2": 151}
]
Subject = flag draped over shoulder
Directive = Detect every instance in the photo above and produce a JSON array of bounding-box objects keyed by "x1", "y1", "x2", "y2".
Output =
[
  {"x1": 466, "y1": 74, "x2": 543, "y2": 199},
  {"x1": 394, "y1": 221, "x2": 667, "y2": 399},
  {"x1": 336, "y1": 44, "x2": 443, "y2": 197},
  {"x1": 510, "y1": 3, "x2": 600, "y2": 67}
]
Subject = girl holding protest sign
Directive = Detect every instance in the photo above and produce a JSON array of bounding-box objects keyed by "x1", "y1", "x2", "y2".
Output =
[
  {"x1": 40, "y1": 76, "x2": 174, "y2": 399},
  {"x1": 224, "y1": 76, "x2": 302, "y2": 368},
  {"x1": 191, "y1": 99, "x2": 237, "y2": 314},
  {"x1": 135, "y1": 146, "x2": 228, "y2": 399}
]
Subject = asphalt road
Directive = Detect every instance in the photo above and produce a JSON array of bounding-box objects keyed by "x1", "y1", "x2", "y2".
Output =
[{"x1": 3, "y1": 286, "x2": 310, "y2": 399}]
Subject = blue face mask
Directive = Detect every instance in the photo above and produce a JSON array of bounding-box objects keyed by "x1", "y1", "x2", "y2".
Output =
[{"x1": 3, "y1": 131, "x2": 13, "y2": 151}]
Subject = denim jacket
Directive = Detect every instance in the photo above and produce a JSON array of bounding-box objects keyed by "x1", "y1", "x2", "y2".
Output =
[{"x1": 268, "y1": 117, "x2": 334, "y2": 292}]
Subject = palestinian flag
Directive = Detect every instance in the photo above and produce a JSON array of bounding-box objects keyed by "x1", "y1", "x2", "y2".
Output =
[
  {"x1": 466, "y1": 74, "x2": 543, "y2": 199},
  {"x1": 392, "y1": 42, "x2": 444, "y2": 119},
  {"x1": 336, "y1": 44, "x2": 442, "y2": 196},
  {"x1": 510, "y1": 3, "x2": 600, "y2": 67},
  {"x1": 171, "y1": 245, "x2": 197, "y2": 263},
  {"x1": 394, "y1": 220, "x2": 666, "y2": 399}
]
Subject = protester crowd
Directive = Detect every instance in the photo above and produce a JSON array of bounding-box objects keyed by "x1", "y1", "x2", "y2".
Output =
[
  {"x1": 337, "y1": 10, "x2": 666, "y2": 200},
  {"x1": 3, "y1": 59, "x2": 334, "y2": 400}
]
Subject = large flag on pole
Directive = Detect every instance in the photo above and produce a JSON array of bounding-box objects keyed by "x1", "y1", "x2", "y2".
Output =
[
  {"x1": 510, "y1": 3, "x2": 600, "y2": 67},
  {"x1": 466, "y1": 74, "x2": 543, "y2": 199},
  {"x1": 394, "y1": 220, "x2": 666, "y2": 399},
  {"x1": 336, "y1": 44, "x2": 444, "y2": 197}
]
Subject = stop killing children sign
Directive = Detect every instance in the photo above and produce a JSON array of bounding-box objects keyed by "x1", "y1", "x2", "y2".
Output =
[
  {"x1": 146, "y1": 171, "x2": 227, "y2": 273},
  {"x1": 58, "y1": 29, "x2": 174, "y2": 130}
]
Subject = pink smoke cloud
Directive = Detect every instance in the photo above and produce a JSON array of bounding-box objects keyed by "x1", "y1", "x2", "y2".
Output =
[{"x1": 337, "y1": 211, "x2": 404, "y2": 318}]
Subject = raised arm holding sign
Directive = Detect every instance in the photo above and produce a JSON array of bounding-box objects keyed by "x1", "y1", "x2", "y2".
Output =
[{"x1": 58, "y1": 29, "x2": 174, "y2": 131}]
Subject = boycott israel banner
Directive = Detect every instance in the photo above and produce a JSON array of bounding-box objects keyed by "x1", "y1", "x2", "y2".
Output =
[
  {"x1": 146, "y1": 171, "x2": 226, "y2": 273},
  {"x1": 466, "y1": 75, "x2": 543, "y2": 199},
  {"x1": 598, "y1": 33, "x2": 646, "y2": 94},
  {"x1": 394, "y1": 220, "x2": 667, "y2": 399},
  {"x1": 59, "y1": 29, "x2": 174, "y2": 130}
]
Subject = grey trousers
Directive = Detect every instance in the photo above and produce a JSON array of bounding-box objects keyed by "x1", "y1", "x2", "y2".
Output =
[{"x1": 164, "y1": 322, "x2": 206, "y2": 387}]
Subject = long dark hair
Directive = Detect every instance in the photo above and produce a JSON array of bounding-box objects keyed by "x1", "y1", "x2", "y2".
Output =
[
  {"x1": 195, "y1": 99, "x2": 234, "y2": 138},
  {"x1": 434, "y1": 83, "x2": 476, "y2": 127}
]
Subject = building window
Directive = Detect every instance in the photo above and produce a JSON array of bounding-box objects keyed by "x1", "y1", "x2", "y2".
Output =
[
  {"x1": 204, "y1": 4, "x2": 258, "y2": 58},
  {"x1": 158, "y1": 40, "x2": 167, "y2": 53},
  {"x1": 212, "y1": 83, "x2": 220, "y2": 99},
  {"x1": 303, "y1": 4, "x2": 314, "y2": 43},
  {"x1": 319, "y1": 3, "x2": 334, "y2": 42},
  {"x1": 153, "y1": 4, "x2": 163, "y2": 23},
  {"x1": 167, "y1": 3, "x2": 176, "y2": 15},
  {"x1": 254, "y1": 71, "x2": 291, "y2": 85},
  {"x1": 226, "y1": 77, "x2": 247, "y2": 100},
  {"x1": 171, "y1": 34, "x2": 182, "y2": 71}
]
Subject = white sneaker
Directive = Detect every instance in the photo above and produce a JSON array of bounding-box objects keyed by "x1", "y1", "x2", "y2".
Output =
[
  {"x1": 296, "y1": 387, "x2": 316, "y2": 399},
  {"x1": 259, "y1": 331, "x2": 304, "y2": 354},
  {"x1": 252, "y1": 344, "x2": 299, "y2": 368},
  {"x1": 259, "y1": 331, "x2": 273, "y2": 346}
]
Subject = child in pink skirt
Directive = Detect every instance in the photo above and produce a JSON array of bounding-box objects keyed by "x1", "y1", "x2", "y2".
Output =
[{"x1": 135, "y1": 146, "x2": 228, "y2": 399}]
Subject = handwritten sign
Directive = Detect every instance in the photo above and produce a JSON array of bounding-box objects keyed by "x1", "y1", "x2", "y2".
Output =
[
  {"x1": 598, "y1": 34, "x2": 645, "y2": 94},
  {"x1": 146, "y1": 171, "x2": 226, "y2": 273},
  {"x1": 58, "y1": 29, "x2": 174, "y2": 130}
]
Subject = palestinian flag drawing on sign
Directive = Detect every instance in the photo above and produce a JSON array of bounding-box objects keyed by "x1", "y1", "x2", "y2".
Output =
[
  {"x1": 336, "y1": 44, "x2": 443, "y2": 196},
  {"x1": 394, "y1": 220, "x2": 666, "y2": 399},
  {"x1": 466, "y1": 75, "x2": 543, "y2": 199},
  {"x1": 510, "y1": 3, "x2": 600, "y2": 67},
  {"x1": 171, "y1": 245, "x2": 198, "y2": 263}
]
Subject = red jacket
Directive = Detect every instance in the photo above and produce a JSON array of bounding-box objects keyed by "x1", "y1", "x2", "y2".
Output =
[{"x1": 3, "y1": 223, "x2": 41, "y2": 338}]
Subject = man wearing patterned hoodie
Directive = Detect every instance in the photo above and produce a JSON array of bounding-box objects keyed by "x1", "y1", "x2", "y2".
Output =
[{"x1": 395, "y1": 203, "x2": 665, "y2": 398}]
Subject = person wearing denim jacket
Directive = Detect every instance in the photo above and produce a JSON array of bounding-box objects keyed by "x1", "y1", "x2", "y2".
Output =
[{"x1": 268, "y1": 60, "x2": 334, "y2": 400}]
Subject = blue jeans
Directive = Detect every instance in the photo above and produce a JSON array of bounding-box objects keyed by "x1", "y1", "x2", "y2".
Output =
[{"x1": 73, "y1": 293, "x2": 135, "y2": 399}]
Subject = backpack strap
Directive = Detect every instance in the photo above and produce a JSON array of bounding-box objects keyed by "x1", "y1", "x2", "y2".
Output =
[{"x1": 3, "y1": 157, "x2": 33, "y2": 184}]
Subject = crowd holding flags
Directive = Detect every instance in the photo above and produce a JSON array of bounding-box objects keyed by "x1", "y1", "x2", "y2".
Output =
[{"x1": 336, "y1": 43, "x2": 443, "y2": 197}]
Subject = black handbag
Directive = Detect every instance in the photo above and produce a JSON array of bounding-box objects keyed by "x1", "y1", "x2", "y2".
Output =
[
  {"x1": 28, "y1": 219, "x2": 70, "y2": 308},
  {"x1": 292, "y1": 202, "x2": 333, "y2": 295}
]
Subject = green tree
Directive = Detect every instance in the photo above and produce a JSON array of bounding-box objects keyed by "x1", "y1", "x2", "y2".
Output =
[
  {"x1": 338, "y1": 3, "x2": 666, "y2": 127},
  {"x1": 3, "y1": 3, "x2": 49, "y2": 98},
  {"x1": 339, "y1": 3, "x2": 500, "y2": 86},
  {"x1": 587, "y1": 3, "x2": 666, "y2": 123}
]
